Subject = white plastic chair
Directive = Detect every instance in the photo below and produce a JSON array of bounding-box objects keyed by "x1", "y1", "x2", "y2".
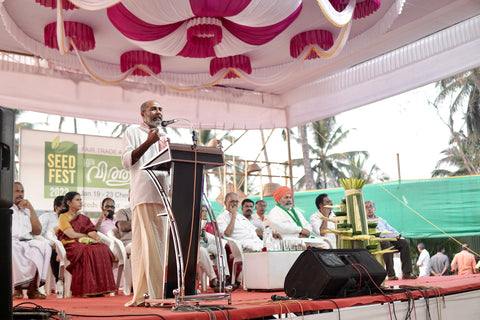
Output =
[
  {"x1": 97, "y1": 231, "x2": 127, "y2": 295},
  {"x1": 32, "y1": 234, "x2": 58, "y2": 296},
  {"x1": 105, "y1": 229, "x2": 132, "y2": 295},
  {"x1": 43, "y1": 229, "x2": 69, "y2": 298},
  {"x1": 224, "y1": 237, "x2": 246, "y2": 290}
]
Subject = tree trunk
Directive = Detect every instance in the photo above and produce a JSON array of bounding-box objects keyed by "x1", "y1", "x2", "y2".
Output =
[{"x1": 300, "y1": 125, "x2": 315, "y2": 190}]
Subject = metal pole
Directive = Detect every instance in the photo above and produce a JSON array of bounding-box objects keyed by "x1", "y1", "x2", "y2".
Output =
[
  {"x1": 396, "y1": 153, "x2": 401, "y2": 181},
  {"x1": 285, "y1": 128, "x2": 294, "y2": 204},
  {"x1": 244, "y1": 160, "x2": 248, "y2": 195}
]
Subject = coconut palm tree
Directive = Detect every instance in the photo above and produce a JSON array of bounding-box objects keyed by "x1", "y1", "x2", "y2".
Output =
[
  {"x1": 294, "y1": 117, "x2": 371, "y2": 189},
  {"x1": 341, "y1": 154, "x2": 390, "y2": 183},
  {"x1": 435, "y1": 68, "x2": 480, "y2": 141},
  {"x1": 432, "y1": 68, "x2": 480, "y2": 176},
  {"x1": 432, "y1": 133, "x2": 480, "y2": 177},
  {"x1": 299, "y1": 124, "x2": 315, "y2": 190}
]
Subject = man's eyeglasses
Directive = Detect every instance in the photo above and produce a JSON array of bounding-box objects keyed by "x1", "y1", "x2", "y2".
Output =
[
  {"x1": 228, "y1": 200, "x2": 239, "y2": 205},
  {"x1": 104, "y1": 205, "x2": 115, "y2": 209}
]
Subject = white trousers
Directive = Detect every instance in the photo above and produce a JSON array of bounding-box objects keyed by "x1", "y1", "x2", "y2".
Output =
[{"x1": 128, "y1": 203, "x2": 168, "y2": 305}]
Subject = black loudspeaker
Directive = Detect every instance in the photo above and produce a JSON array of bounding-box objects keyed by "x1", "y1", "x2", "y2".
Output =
[
  {"x1": 0, "y1": 107, "x2": 14, "y2": 320},
  {"x1": 284, "y1": 248, "x2": 386, "y2": 299},
  {"x1": 0, "y1": 107, "x2": 14, "y2": 208}
]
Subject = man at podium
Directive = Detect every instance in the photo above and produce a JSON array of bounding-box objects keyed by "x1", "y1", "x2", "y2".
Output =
[{"x1": 121, "y1": 100, "x2": 170, "y2": 307}]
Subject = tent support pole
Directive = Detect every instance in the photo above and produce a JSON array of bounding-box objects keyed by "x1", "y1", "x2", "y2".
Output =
[{"x1": 285, "y1": 128, "x2": 294, "y2": 203}]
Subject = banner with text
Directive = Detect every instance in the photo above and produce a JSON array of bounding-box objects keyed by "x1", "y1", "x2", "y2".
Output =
[{"x1": 19, "y1": 128, "x2": 130, "y2": 212}]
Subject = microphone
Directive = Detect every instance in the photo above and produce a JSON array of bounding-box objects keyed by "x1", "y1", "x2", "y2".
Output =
[
  {"x1": 271, "y1": 295, "x2": 291, "y2": 301},
  {"x1": 161, "y1": 119, "x2": 178, "y2": 127}
]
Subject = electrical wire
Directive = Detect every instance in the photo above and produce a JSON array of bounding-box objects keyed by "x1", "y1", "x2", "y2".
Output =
[
  {"x1": 12, "y1": 301, "x2": 168, "y2": 319},
  {"x1": 324, "y1": 299, "x2": 342, "y2": 320}
]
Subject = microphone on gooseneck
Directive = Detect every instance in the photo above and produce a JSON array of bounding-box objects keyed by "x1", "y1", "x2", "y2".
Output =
[{"x1": 161, "y1": 119, "x2": 178, "y2": 127}]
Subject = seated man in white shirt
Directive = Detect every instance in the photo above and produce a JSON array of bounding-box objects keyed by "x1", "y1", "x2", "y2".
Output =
[
  {"x1": 252, "y1": 199, "x2": 269, "y2": 228},
  {"x1": 11, "y1": 182, "x2": 52, "y2": 300},
  {"x1": 216, "y1": 192, "x2": 264, "y2": 252},
  {"x1": 200, "y1": 205, "x2": 230, "y2": 284},
  {"x1": 241, "y1": 198, "x2": 264, "y2": 236},
  {"x1": 268, "y1": 186, "x2": 312, "y2": 239},
  {"x1": 38, "y1": 195, "x2": 64, "y2": 292},
  {"x1": 310, "y1": 193, "x2": 337, "y2": 248}
]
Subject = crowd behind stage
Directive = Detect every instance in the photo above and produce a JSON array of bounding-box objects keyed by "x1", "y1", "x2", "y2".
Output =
[{"x1": 11, "y1": 182, "x2": 480, "y2": 301}]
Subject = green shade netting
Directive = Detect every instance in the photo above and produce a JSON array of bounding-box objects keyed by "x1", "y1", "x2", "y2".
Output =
[{"x1": 208, "y1": 175, "x2": 480, "y2": 239}]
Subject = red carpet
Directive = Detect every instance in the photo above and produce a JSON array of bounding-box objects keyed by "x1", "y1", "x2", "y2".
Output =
[{"x1": 13, "y1": 274, "x2": 480, "y2": 320}]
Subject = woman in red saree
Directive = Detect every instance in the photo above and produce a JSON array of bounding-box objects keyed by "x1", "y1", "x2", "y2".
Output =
[{"x1": 57, "y1": 192, "x2": 116, "y2": 297}]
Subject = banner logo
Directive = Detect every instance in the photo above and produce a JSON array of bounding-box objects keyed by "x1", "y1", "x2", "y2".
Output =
[{"x1": 44, "y1": 136, "x2": 78, "y2": 197}]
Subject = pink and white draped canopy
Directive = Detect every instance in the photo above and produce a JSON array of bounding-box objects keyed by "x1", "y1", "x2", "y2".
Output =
[{"x1": 32, "y1": 0, "x2": 380, "y2": 87}]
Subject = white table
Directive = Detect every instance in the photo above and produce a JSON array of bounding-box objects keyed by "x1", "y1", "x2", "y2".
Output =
[{"x1": 243, "y1": 251, "x2": 303, "y2": 290}]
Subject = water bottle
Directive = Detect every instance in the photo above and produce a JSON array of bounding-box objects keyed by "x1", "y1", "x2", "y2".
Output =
[{"x1": 263, "y1": 227, "x2": 273, "y2": 251}]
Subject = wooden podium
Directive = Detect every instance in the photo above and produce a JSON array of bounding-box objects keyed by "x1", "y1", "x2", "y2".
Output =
[{"x1": 142, "y1": 143, "x2": 224, "y2": 300}]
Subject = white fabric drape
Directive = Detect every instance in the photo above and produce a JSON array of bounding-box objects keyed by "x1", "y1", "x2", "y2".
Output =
[
  {"x1": 69, "y1": 0, "x2": 121, "y2": 10},
  {"x1": 316, "y1": 0, "x2": 356, "y2": 27}
]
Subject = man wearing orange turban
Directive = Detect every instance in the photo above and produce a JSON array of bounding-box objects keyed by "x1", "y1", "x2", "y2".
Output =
[
  {"x1": 268, "y1": 186, "x2": 312, "y2": 239},
  {"x1": 273, "y1": 186, "x2": 292, "y2": 203}
]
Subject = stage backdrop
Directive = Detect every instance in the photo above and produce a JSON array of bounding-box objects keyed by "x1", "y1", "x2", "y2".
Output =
[{"x1": 18, "y1": 128, "x2": 130, "y2": 212}]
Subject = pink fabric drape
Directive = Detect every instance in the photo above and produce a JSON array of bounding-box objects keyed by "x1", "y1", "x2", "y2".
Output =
[
  {"x1": 120, "y1": 50, "x2": 161, "y2": 76},
  {"x1": 290, "y1": 30, "x2": 334, "y2": 59},
  {"x1": 107, "y1": 3, "x2": 184, "y2": 41},
  {"x1": 107, "y1": 1, "x2": 303, "y2": 57},
  {"x1": 331, "y1": 0, "x2": 381, "y2": 19},
  {"x1": 189, "y1": 0, "x2": 251, "y2": 17},
  {"x1": 210, "y1": 55, "x2": 251, "y2": 78},
  {"x1": 35, "y1": 0, "x2": 78, "y2": 10},
  {"x1": 219, "y1": 5, "x2": 302, "y2": 46},
  {"x1": 44, "y1": 21, "x2": 95, "y2": 51}
]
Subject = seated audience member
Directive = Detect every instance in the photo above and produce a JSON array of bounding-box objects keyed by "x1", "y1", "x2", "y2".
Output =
[
  {"x1": 11, "y1": 182, "x2": 52, "y2": 299},
  {"x1": 38, "y1": 195, "x2": 64, "y2": 292},
  {"x1": 451, "y1": 244, "x2": 478, "y2": 275},
  {"x1": 115, "y1": 204, "x2": 132, "y2": 255},
  {"x1": 200, "y1": 206, "x2": 230, "y2": 281},
  {"x1": 241, "y1": 198, "x2": 264, "y2": 237},
  {"x1": 252, "y1": 199, "x2": 269, "y2": 228},
  {"x1": 93, "y1": 197, "x2": 116, "y2": 235},
  {"x1": 57, "y1": 192, "x2": 117, "y2": 297},
  {"x1": 430, "y1": 245, "x2": 449, "y2": 276},
  {"x1": 198, "y1": 246, "x2": 220, "y2": 291},
  {"x1": 310, "y1": 193, "x2": 337, "y2": 248},
  {"x1": 416, "y1": 243, "x2": 431, "y2": 277},
  {"x1": 217, "y1": 192, "x2": 264, "y2": 252},
  {"x1": 365, "y1": 201, "x2": 417, "y2": 280},
  {"x1": 268, "y1": 186, "x2": 312, "y2": 239}
]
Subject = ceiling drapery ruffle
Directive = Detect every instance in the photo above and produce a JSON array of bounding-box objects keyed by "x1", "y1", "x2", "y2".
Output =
[
  {"x1": 36, "y1": 0, "x2": 78, "y2": 10},
  {"x1": 331, "y1": 0, "x2": 381, "y2": 19},
  {"x1": 210, "y1": 55, "x2": 251, "y2": 79},
  {"x1": 290, "y1": 30, "x2": 334, "y2": 59},
  {"x1": 107, "y1": 0, "x2": 303, "y2": 58},
  {"x1": 0, "y1": 0, "x2": 395, "y2": 90},
  {"x1": 44, "y1": 21, "x2": 95, "y2": 52},
  {"x1": 120, "y1": 50, "x2": 161, "y2": 76}
]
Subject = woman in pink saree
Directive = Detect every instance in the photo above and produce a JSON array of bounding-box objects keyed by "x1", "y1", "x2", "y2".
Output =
[{"x1": 57, "y1": 192, "x2": 116, "y2": 297}]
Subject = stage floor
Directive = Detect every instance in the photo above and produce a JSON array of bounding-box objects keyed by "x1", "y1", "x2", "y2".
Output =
[{"x1": 12, "y1": 274, "x2": 480, "y2": 320}]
